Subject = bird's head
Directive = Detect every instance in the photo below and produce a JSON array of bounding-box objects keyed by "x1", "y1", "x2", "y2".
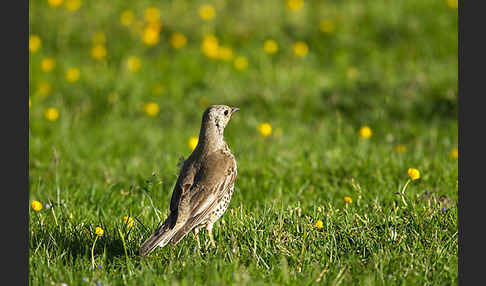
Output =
[{"x1": 202, "y1": 105, "x2": 240, "y2": 135}]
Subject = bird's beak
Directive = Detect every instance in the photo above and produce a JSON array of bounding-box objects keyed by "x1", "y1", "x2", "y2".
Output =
[{"x1": 231, "y1": 107, "x2": 240, "y2": 114}]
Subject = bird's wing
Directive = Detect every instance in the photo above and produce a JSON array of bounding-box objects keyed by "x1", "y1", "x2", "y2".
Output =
[
  {"x1": 138, "y1": 156, "x2": 199, "y2": 256},
  {"x1": 170, "y1": 150, "x2": 236, "y2": 244}
]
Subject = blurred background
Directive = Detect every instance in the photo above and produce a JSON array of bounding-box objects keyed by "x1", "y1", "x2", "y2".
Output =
[{"x1": 29, "y1": 0, "x2": 457, "y2": 201}]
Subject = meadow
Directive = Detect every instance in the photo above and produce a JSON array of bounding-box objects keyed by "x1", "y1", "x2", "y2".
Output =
[{"x1": 29, "y1": 0, "x2": 458, "y2": 285}]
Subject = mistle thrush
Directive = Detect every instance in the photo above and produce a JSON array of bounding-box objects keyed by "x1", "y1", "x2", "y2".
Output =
[{"x1": 138, "y1": 105, "x2": 239, "y2": 256}]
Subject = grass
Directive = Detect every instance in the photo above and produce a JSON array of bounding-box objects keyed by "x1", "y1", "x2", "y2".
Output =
[{"x1": 29, "y1": 0, "x2": 458, "y2": 285}]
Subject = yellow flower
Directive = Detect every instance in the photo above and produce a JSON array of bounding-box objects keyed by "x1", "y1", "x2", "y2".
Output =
[
  {"x1": 188, "y1": 136, "x2": 199, "y2": 151},
  {"x1": 447, "y1": 0, "x2": 458, "y2": 9},
  {"x1": 91, "y1": 44, "x2": 107, "y2": 60},
  {"x1": 234, "y1": 56, "x2": 248, "y2": 70},
  {"x1": 65, "y1": 67, "x2": 80, "y2": 83},
  {"x1": 29, "y1": 98, "x2": 32, "y2": 109},
  {"x1": 38, "y1": 81, "x2": 52, "y2": 95},
  {"x1": 319, "y1": 19, "x2": 336, "y2": 33},
  {"x1": 144, "y1": 101, "x2": 159, "y2": 117},
  {"x1": 152, "y1": 83, "x2": 164, "y2": 95},
  {"x1": 92, "y1": 32, "x2": 106, "y2": 45},
  {"x1": 346, "y1": 67, "x2": 359, "y2": 80},
  {"x1": 95, "y1": 226, "x2": 104, "y2": 237},
  {"x1": 287, "y1": 0, "x2": 304, "y2": 12},
  {"x1": 41, "y1": 58, "x2": 56, "y2": 72},
  {"x1": 169, "y1": 33, "x2": 187, "y2": 49},
  {"x1": 31, "y1": 200, "x2": 43, "y2": 211},
  {"x1": 258, "y1": 123, "x2": 272, "y2": 137},
  {"x1": 263, "y1": 40, "x2": 278, "y2": 54},
  {"x1": 65, "y1": 0, "x2": 82, "y2": 11},
  {"x1": 450, "y1": 148, "x2": 458, "y2": 159},
  {"x1": 123, "y1": 216, "x2": 134, "y2": 227},
  {"x1": 344, "y1": 196, "x2": 352, "y2": 204},
  {"x1": 407, "y1": 168, "x2": 420, "y2": 180},
  {"x1": 44, "y1": 107, "x2": 59, "y2": 122},
  {"x1": 199, "y1": 4, "x2": 216, "y2": 20},
  {"x1": 29, "y1": 35, "x2": 41, "y2": 53},
  {"x1": 201, "y1": 35, "x2": 219, "y2": 59},
  {"x1": 293, "y1": 41, "x2": 308, "y2": 57},
  {"x1": 69, "y1": 213, "x2": 73, "y2": 219},
  {"x1": 142, "y1": 25, "x2": 160, "y2": 46},
  {"x1": 126, "y1": 56, "x2": 141, "y2": 72},
  {"x1": 120, "y1": 10, "x2": 135, "y2": 27},
  {"x1": 48, "y1": 0, "x2": 64, "y2": 8},
  {"x1": 145, "y1": 7, "x2": 160, "y2": 23},
  {"x1": 394, "y1": 144, "x2": 407, "y2": 153},
  {"x1": 314, "y1": 219, "x2": 323, "y2": 229},
  {"x1": 217, "y1": 46, "x2": 234, "y2": 61},
  {"x1": 359, "y1": 126, "x2": 372, "y2": 139}
]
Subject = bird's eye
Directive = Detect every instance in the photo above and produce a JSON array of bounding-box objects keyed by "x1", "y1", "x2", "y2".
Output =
[{"x1": 224, "y1": 110, "x2": 229, "y2": 116}]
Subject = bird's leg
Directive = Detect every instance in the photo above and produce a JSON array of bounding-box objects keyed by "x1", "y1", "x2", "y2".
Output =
[
  {"x1": 206, "y1": 223, "x2": 216, "y2": 248},
  {"x1": 193, "y1": 227, "x2": 201, "y2": 249}
]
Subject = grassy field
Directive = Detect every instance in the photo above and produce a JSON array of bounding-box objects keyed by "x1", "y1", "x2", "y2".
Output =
[{"x1": 29, "y1": 0, "x2": 458, "y2": 285}]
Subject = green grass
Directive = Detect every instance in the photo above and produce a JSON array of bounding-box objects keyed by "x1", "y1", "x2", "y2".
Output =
[{"x1": 29, "y1": 0, "x2": 457, "y2": 285}]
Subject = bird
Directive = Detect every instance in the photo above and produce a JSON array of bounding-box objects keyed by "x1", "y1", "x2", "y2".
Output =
[{"x1": 138, "y1": 104, "x2": 239, "y2": 256}]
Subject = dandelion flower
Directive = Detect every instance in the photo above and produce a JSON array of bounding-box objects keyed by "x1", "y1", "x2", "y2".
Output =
[
  {"x1": 201, "y1": 35, "x2": 219, "y2": 59},
  {"x1": 123, "y1": 216, "x2": 134, "y2": 227},
  {"x1": 319, "y1": 19, "x2": 336, "y2": 33},
  {"x1": 394, "y1": 144, "x2": 407, "y2": 153},
  {"x1": 45, "y1": 107, "x2": 59, "y2": 121},
  {"x1": 38, "y1": 81, "x2": 52, "y2": 95},
  {"x1": 48, "y1": 0, "x2": 64, "y2": 8},
  {"x1": 145, "y1": 7, "x2": 160, "y2": 23},
  {"x1": 29, "y1": 35, "x2": 41, "y2": 53},
  {"x1": 92, "y1": 32, "x2": 106, "y2": 45},
  {"x1": 65, "y1": 0, "x2": 82, "y2": 11},
  {"x1": 359, "y1": 126, "x2": 372, "y2": 139},
  {"x1": 199, "y1": 4, "x2": 215, "y2": 20},
  {"x1": 407, "y1": 168, "x2": 420, "y2": 180},
  {"x1": 258, "y1": 123, "x2": 272, "y2": 137},
  {"x1": 314, "y1": 219, "x2": 324, "y2": 229},
  {"x1": 169, "y1": 33, "x2": 187, "y2": 49},
  {"x1": 188, "y1": 136, "x2": 198, "y2": 151},
  {"x1": 234, "y1": 56, "x2": 248, "y2": 70},
  {"x1": 91, "y1": 44, "x2": 107, "y2": 60},
  {"x1": 287, "y1": 0, "x2": 304, "y2": 12},
  {"x1": 263, "y1": 40, "x2": 278, "y2": 54},
  {"x1": 450, "y1": 147, "x2": 458, "y2": 159},
  {"x1": 41, "y1": 58, "x2": 56, "y2": 72},
  {"x1": 293, "y1": 41, "x2": 308, "y2": 57},
  {"x1": 126, "y1": 56, "x2": 141, "y2": 72},
  {"x1": 142, "y1": 26, "x2": 160, "y2": 46},
  {"x1": 65, "y1": 67, "x2": 80, "y2": 83},
  {"x1": 120, "y1": 10, "x2": 135, "y2": 27},
  {"x1": 144, "y1": 101, "x2": 159, "y2": 117},
  {"x1": 447, "y1": 0, "x2": 458, "y2": 9},
  {"x1": 31, "y1": 200, "x2": 43, "y2": 211},
  {"x1": 95, "y1": 226, "x2": 104, "y2": 237},
  {"x1": 344, "y1": 196, "x2": 352, "y2": 204}
]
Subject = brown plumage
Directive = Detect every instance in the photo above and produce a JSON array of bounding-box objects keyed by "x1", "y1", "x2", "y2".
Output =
[{"x1": 138, "y1": 105, "x2": 239, "y2": 256}]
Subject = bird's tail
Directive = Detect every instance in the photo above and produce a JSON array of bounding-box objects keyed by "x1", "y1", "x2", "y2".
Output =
[{"x1": 138, "y1": 215, "x2": 180, "y2": 257}]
